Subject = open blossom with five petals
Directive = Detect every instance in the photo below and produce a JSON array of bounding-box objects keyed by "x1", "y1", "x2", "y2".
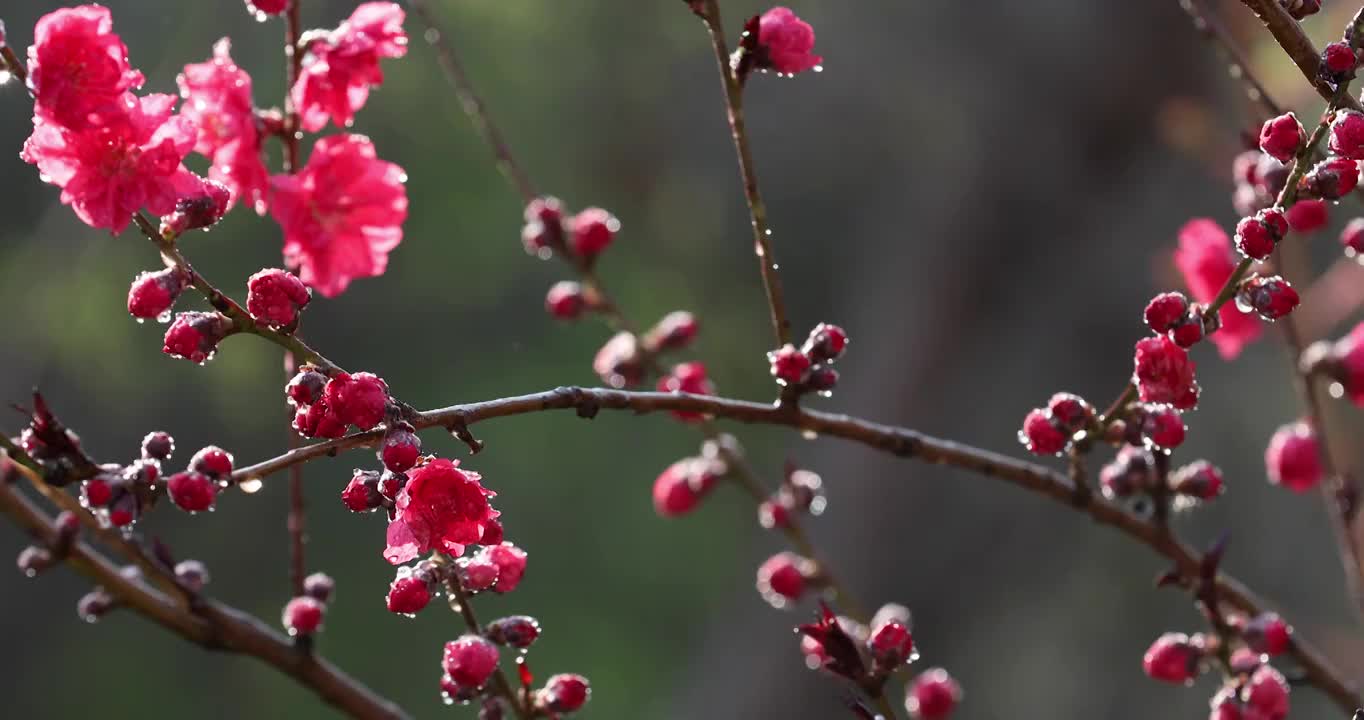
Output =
[
  {"x1": 177, "y1": 39, "x2": 269, "y2": 213},
  {"x1": 291, "y1": 2, "x2": 408, "y2": 132},
  {"x1": 269, "y1": 134, "x2": 408, "y2": 297},
  {"x1": 1173, "y1": 218, "x2": 1262, "y2": 359},
  {"x1": 384, "y1": 459, "x2": 500, "y2": 565},
  {"x1": 26, "y1": 5, "x2": 145, "y2": 130},
  {"x1": 22, "y1": 94, "x2": 198, "y2": 234}
]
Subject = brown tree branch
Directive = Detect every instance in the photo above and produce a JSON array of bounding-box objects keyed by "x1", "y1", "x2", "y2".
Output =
[
  {"x1": 0, "y1": 453, "x2": 409, "y2": 720},
  {"x1": 695, "y1": 0, "x2": 793, "y2": 348},
  {"x1": 229, "y1": 384, "x2": 1360, "y2": 711},
  {"x1": 1236, "y1": 0, "x2": 1364, "y2": 112}
]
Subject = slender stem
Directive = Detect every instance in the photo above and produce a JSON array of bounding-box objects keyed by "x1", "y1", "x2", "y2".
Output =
[
  {"x1": 229, "y1": 384, "x2": 1359, "y2": 711},
  {"x1": 696, "y1": 0, "x2": 792, "y2": 348},
  {"x1": 442, "y1": 571, "x2": 528, "y2": 718},
  {"x1": 1277, "y1": 239, "x2": 1364, "y2": 613},
  {"x1": 408, "y1": 0, "x2": 536, "y2": 202},
  {"x1": 1179, "y1": 0, "x2": 1283, "y2": 119},
  {"x1": 0, "y1": 446, "x2": 407, "y2": 720},
  {"x1": 131, "y1": 212, "x2": 343, "y2": 374},
  {"x1": 283, "y1": 0, "x2": 303, "y2": 174},
  {"x1": 283, "y1": 0, "x2": 307, "y2": 598}
]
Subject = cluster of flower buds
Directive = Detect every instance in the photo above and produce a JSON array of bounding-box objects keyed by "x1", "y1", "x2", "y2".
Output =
[
  {"x1": 797, "y1": 603, "x2": 961, "y2": 718},
  {"x1": 165, "y1": 444, "x2": 236, "y2": 513},
  {"x1": 1232, "y1": 208, "x2": 1289, "y2": 261},
  {"x1": 1143, "y1": 629, "x2": 1290, "y2": 719},
  {"x1": 757, "y1": 462, "x2": 826, "y2": 530},
  {"x1": 73, "y1": 430, "x2": 180, "y2": 528},
  {"x1": 735, "y1": 7, "x2": 823, "y2": 80},
  {"x1": 768, "y1": 323, "x2": 848, "y2": 397},
  {"x1": 590, "y1": 310, "x2": 702, "y2": 387},
  {"x1": 1100, "y1": 447, "x2": 1224, "y2": 507},
  {"x1": 1144, "y1": 291, "x2": 1211, "y2": 349},
  {"x1": 435, "y1": 580, "x2": 586, "y2": 713},
  {"x1": 1019, "y1": 392, "x2": 1094, "y2": 455},
  {"x1": 287, "y1": 366, "x2": 393, "y2": 439},
  {"x1": 521, "y1": 196, "x2": 619, "y2": 265},
  {"x1": 282, "y1": 572, "x2": 335, "y2": 638}
]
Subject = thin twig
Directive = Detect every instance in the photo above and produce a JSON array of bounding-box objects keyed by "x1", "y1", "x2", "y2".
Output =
[
  {"x1": 1236, "y1": 0, "x2": 1364, "y2": 112},
  {"x1": 407, "y1": 0, "x2": 536, "y2": 201},
  {"x1": 695, "y1": 0, "x2": 793, "y2": 348},
  {"x1": 228, "y1": 384, "x2": 1359, "y2": 711},
  {"x1": 1179, "y1": 0, "x2": 1283, "y2": 119},
  {"x1": 283, "y1": 0, "x2": 307, "y2": 598}
]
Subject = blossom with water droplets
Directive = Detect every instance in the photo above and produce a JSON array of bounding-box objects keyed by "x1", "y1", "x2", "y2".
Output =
[
  {"x1": 291, "y1": 2, "x2": 408, "y2": 132},
  {"x1": 383, "y1": 458, "x2": 499, "y2": 564},
  {"x1": 269, "y1": 134, "x2": 408, "y2": 297},
  {"x1": 22, "y1": 93, "x2": 198, "y2": 234},
  {"x1": 177, "y1": 39, "x2": 268, "y2": 214},
  {"x1": 26, "y1": 5, "x2": 145, "y2": 130}
]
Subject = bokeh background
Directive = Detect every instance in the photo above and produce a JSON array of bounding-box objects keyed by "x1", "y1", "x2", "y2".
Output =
[{"x1": 3, "y1": 0, "x2": 1364, "y2": 717}]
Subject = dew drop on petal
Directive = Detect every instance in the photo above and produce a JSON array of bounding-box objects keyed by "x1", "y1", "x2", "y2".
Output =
[{"x1": 156, "y1": 309, "x2": 172, "y2": 324}]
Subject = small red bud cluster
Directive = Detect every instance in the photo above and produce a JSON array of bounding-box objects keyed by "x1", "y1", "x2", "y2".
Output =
[
  {"x1": 1143, "y1": 629, "x2": 1290, "y2": 719},
  {"x1": 797, "y1": 602, "x2": 961, "y2": 717},
  {"x1": 758, "y1": 464, "x2": 825, "y2": 530},
  {"x1": 287, "y1": 367, "x2": 393, "y2": 439},
  {"x1": 767, "y1": 322, "x2": 848, "y2": 397},
  {"x1": 1144, "y1": 292, "x2": 1209, "y2": 348},
  {"x1": 1019, "y1": 392, "x2": 1094, "y2": 456},
  {"x1": 522, "y1": 196, "x2": 621, "y2": 319},
  {"x1": 592, "y1": 310, "x2": 703, "y2": 388}
]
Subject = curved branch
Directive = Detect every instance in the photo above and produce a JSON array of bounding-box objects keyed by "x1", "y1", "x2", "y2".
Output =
[
  {"x1": 0, "y1": 479, "x2": 409, "y2": 720},
  {"x1": 230, "y1": 385, "x2": 1359, "y2": 712}
]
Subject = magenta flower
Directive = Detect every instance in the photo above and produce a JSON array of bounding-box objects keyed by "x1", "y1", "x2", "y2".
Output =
[
  {"x1": 384, "y1": 459, "x2": 500, "y2": 565},
  {"x1": 290, "y1": 2, "x2": 408, "y2": 132},
  {"x1": 27, "y1": 5, "x2": 145, "y2": 130},
  {"x1": 22, "y1": 93, "x2": 198, "y2": 233},
  {"x1": 268, "y1": 134, "x2": 408, "y2": 297},
  {"x1": 177, "y1": 39, "x2": 269, "y2": 214},
  {"x1": 757, "y1": 7, "x2": 822, "y2": 75}
]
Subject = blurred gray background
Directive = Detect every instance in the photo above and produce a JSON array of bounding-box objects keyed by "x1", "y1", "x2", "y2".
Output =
[{"x1": 2, "y1": 0, "x2": 1364, "y2": 717}]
